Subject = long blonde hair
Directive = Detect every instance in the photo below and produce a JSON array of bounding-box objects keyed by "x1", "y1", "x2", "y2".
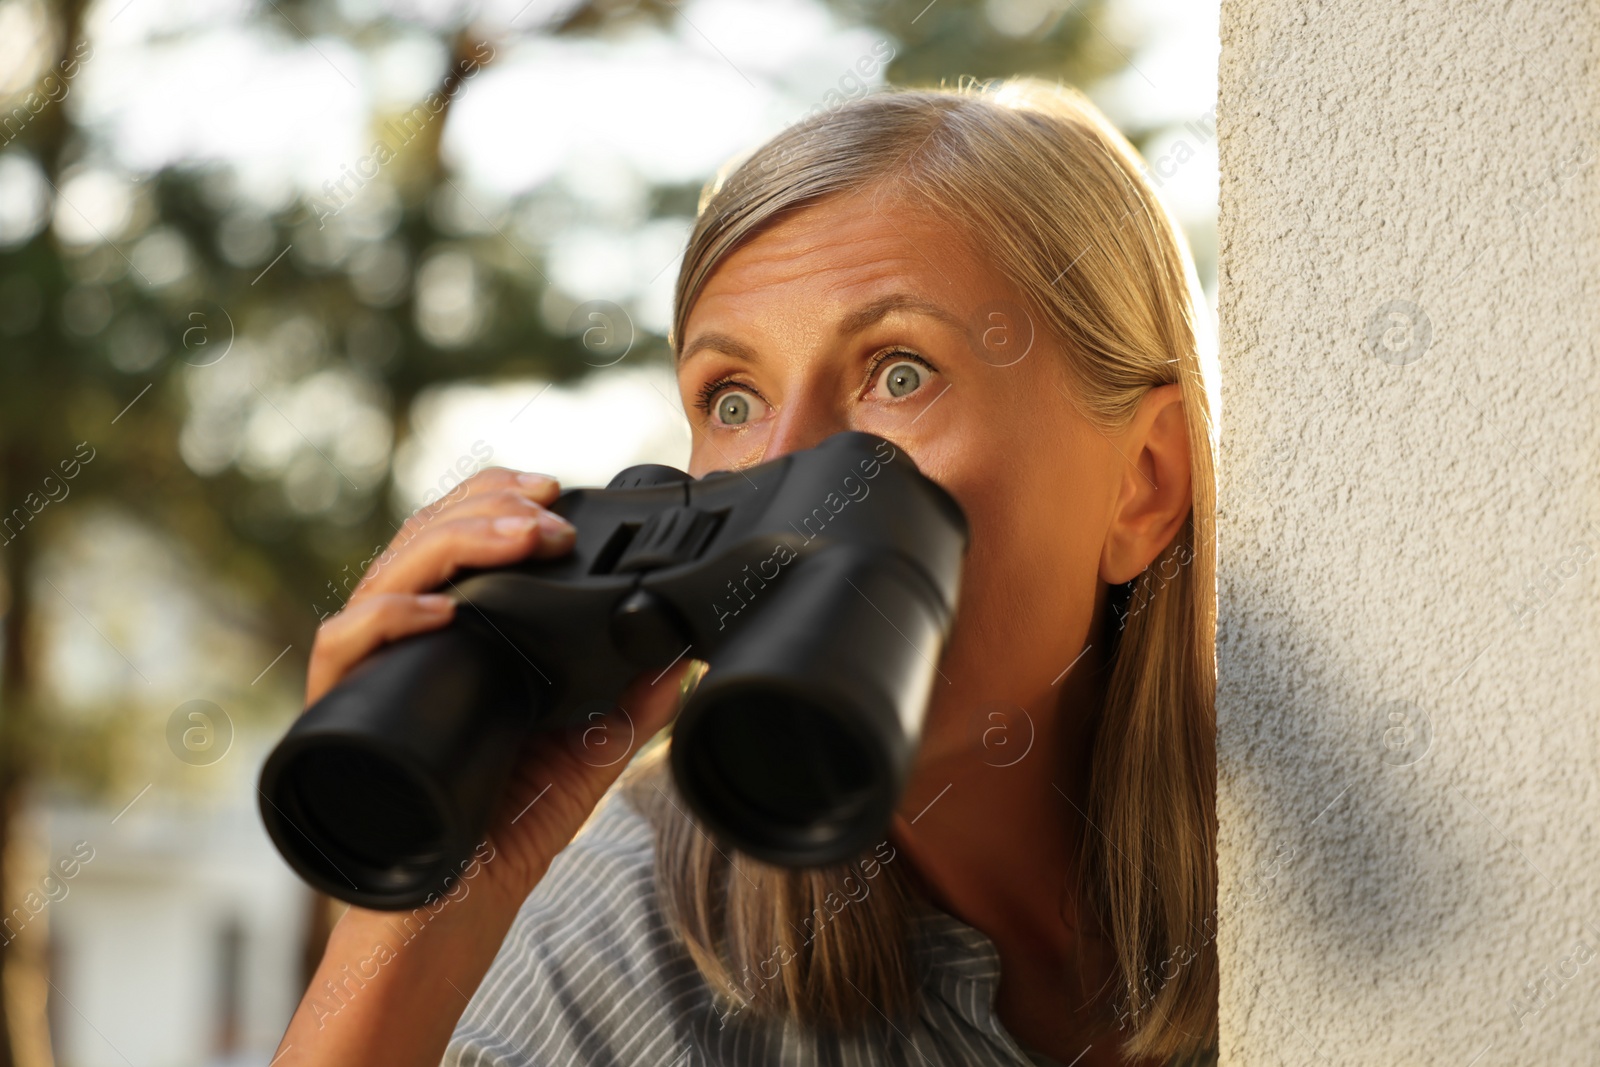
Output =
[{"x1": 623, "y1": 78, "x2": 1218, "y2": 1061}]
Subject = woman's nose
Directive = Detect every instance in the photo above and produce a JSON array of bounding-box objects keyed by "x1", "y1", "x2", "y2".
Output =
[{"x1": 759, "y1": 383, "x2": 852, "y2": 462}]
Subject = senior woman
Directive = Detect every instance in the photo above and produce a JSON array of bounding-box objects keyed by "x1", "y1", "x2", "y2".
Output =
[{"x1": 275, "y1": 78, "x2": 1219, "y2": 1067}]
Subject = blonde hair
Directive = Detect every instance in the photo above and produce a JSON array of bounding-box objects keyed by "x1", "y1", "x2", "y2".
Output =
[{"x1": 623, "y1": 78, "x2": 1218, "y2": 1061}]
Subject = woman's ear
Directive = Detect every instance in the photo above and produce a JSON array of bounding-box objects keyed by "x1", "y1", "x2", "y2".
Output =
[{"x1": 1099, "y1": 383, "x2": 1193, "y2": 585}]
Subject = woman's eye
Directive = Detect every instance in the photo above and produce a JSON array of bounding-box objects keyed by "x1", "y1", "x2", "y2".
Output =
[
  {"x1": 713, "y1": 390, "x2": 760, "y2": 426},
  {"x1": 876, "y1": 359, "x2": 927, "y2": 399}
]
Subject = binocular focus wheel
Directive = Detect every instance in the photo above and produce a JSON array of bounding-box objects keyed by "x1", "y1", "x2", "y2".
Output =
[{"x1": 605, "y1": 464, "x2": 692, "y2": 490}]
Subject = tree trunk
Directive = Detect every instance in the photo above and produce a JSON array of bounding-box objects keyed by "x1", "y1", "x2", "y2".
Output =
[
  {"x1": 0, "y1": 2, "x2": 87, "y2": 1061},
  {"x1": 0, "y1": 495, "x2": 47, "y2": 1067}
]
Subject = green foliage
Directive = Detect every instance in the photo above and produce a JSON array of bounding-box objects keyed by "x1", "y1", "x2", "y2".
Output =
[{"x1": 0, "y1": 0, "x2": 1119, "y2": 791}]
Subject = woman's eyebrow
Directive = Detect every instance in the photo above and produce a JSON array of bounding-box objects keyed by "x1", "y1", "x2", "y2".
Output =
[
  {"x1": 679, "y1": 293, "x2": 964, "y2": 366},
  {"x1": 678, "y1": 331, "x2": 758, "y2": 366},
  {"x1": 836, "y1": 293, "x2": 965, "y2": 336}
]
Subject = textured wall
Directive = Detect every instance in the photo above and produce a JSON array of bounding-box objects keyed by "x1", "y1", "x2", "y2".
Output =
[{"x1": 1215, "y1": 2, "x2": 1600, "y2": 1063}]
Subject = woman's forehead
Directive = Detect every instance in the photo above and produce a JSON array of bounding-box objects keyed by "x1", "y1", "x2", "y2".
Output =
[{"x1": 688, "y1": 195, "x2": 986, "y2": 324}]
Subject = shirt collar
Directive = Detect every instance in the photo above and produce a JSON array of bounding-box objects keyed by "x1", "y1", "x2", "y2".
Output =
[
  {"x1": 911, "y1": 903, "x2": 1004, "y2": 988},
  {"x1": 912, "y1": 902, "x2": 1047, "y2": 1065}
]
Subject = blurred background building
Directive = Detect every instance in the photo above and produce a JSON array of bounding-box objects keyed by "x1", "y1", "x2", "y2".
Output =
[{"x1": 0, "y1": 0, "x2": 1217, "y2": 1063}]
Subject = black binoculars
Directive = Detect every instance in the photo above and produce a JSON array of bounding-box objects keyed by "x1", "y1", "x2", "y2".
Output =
[{"x1": 259, "y1": 431, "x2": 968, "y2": 909}]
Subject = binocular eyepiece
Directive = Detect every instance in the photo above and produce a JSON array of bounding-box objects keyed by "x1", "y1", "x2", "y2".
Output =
[{"x1": 259, "y1": 432, "x2": 967, "y2": 909}]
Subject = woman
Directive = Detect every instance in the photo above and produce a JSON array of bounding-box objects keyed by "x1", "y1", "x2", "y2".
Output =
[{"x1": 276, "y1": 78, "x2": 1218, "y2": 1066}]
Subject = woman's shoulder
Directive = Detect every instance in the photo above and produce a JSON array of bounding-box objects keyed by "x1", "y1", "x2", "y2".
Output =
[{"x1": 444, "y1": 782, "x2": 711, "y2": 1066}]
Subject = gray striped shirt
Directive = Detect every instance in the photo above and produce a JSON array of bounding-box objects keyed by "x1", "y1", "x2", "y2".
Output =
[{"x1": 443, "y1": 785, "x2": 1080, "y2": 1067}]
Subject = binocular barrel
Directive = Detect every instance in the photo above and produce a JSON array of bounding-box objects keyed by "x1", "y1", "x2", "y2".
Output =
[
  {"x1": 672, "y1": 547, "x2": 947, "y2": 868},
  {"x1": 258, "y1": 624, "x2": 539, "y2": 909}
]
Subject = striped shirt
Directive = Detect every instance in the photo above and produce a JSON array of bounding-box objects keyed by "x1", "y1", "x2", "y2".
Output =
[{"x1": 443, "y1": 784, "x2": 1089, "y2": 1067}]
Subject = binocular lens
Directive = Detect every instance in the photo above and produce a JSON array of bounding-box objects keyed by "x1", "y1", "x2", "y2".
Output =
[
  {"x1": 274, "y1": 744, "x2": 449, "y2": 894},
  {"x1": 682, "y1": 690, "x2": 878, "y2": 853}
]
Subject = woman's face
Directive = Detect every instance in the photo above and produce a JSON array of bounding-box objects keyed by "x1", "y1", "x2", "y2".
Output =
[{"x1": 675, "y1": 189, "x2": 1161, "y2": 768}]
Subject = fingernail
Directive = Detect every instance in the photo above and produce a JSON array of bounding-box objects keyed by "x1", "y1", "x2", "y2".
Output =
[
  {"x1": 539, "y1": 513, "x2": 576, "y2": 540},
  {"x1": 417, "y1": 594, "x2": 453, "y2": 612},
  {"x1": 493, "y1": 515, "x2": 539, "y2": 537},
  {"x1": 518, "y1": 472, "x2": 557, "y2": 491}
]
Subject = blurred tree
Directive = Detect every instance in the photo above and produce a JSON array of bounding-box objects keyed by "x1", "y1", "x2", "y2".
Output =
[{"x1": 0, "y1": 0, "x2": 1117, "y2": 1062}]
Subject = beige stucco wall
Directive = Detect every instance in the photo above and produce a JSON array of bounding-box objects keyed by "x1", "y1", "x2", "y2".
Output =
[{"x1": 1215, "y1": 2, "x2": 1600, "y2": 1062}]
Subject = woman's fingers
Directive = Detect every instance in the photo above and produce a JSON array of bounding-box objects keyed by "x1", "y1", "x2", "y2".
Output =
[
  {"x1": 417, "y1": 467, "x2": 560, "y2": 518},
  {"x1": 373, "y1": 487, "x2": 558, "y2": 578},
  {"x1": 417, "y1": 488, "x2": 550, "y2": 528},
  {"x1": 382, "y1": 471, "x2": 560, "y2": 561},
  {"x1": 353, "y1": 510, "x2": 576, "y2": 601},
  {"x1": 305, "y1": 468, "x2": 569, "y2": 703},
  {"x1": 306, "y1": 593, "x2": 457, "y2": 704}
]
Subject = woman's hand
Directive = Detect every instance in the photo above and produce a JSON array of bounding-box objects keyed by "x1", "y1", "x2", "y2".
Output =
[
  {"x1": 276, "y1": 467, "x2": 695, "y2": 1067},
  {"x1": 305, "y1": 467, "x2": 575, "y2": 706}
]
